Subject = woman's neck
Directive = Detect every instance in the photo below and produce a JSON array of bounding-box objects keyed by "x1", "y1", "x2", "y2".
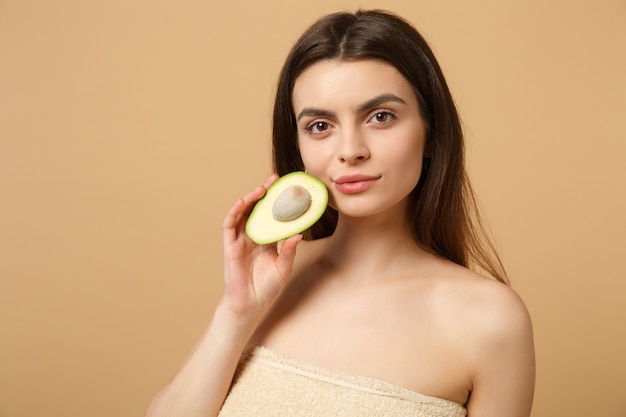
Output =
[{"x1": 320, "y1": 211, "x2": 430, "y2": 283}]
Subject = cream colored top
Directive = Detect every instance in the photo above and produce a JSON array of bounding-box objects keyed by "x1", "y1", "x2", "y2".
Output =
[{"x1": 218, "y1": 346, "x2": 467, "y2": 417}]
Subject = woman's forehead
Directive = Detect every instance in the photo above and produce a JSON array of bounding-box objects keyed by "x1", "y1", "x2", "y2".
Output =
[{"x1": 292, "y1": 59, "x2": 416, "y2": 111}]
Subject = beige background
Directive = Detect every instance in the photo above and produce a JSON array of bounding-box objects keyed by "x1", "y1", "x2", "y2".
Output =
[{"x1": 1, "y1": 0, "x2": 625, "y2": 416}]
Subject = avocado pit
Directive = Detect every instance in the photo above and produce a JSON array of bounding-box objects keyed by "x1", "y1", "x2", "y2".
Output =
[{"x1": 272, "y1": 184, "x2": 312, "y2": 222}]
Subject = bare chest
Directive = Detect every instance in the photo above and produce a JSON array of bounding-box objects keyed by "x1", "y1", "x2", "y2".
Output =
[{"x1": 256, "y1": 282, "x2": 471, "y2": 404}]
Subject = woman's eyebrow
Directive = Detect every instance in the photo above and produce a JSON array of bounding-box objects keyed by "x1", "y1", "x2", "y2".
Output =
[
  {"x1": 296, "y1": 108, "x2": 335, "y2": 122},
  {"x1": 296, "y1": 94, "x2": 406, "y2": 122},
  {"x1": 357, "y1": 94, "x2": 406, "y2": 113}
]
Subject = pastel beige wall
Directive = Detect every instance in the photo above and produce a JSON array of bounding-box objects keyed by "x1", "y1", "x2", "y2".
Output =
[{"x1": 1, "y1": 1, "x2": 624, "y2": 416}]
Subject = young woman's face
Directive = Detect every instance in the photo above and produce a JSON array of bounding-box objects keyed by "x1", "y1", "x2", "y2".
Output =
[{"x1": 293, "y1": 59, "x2": 427, "y2": 219}]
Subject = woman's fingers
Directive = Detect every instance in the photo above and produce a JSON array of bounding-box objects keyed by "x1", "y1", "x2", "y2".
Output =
[
  {"x1": 261, "y1": 173, "x2": 279, "y2": 190},
  {"x1": 222, "y1": 174, "x2": 279, "y2": 240},
  {"x1": 274, "y1": 234, "x2": 303, "y2": 280}
]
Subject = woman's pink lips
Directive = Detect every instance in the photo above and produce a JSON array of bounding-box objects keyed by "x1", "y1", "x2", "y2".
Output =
[{"x1": 333, "y1": 175, "x2": 381, "y2": 194}]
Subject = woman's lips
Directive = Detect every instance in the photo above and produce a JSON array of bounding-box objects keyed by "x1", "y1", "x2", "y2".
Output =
[{"x1": 333, "y1": 174, "x2": 380, "y2": 194}]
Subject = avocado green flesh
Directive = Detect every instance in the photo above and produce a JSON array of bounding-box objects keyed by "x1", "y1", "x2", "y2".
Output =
[{"x1": 245, "y1": 172, "x2": 328, "y2": 244}]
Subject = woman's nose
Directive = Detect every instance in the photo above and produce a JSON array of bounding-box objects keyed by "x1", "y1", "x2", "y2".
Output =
[{"x1": 337, "y1": 129, "x2": 370, "y2": 163}]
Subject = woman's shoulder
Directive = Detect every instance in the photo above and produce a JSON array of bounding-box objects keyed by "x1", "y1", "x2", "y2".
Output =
[
  {"x1": 429, "y1": 261, "x2": 535, "y2": 412},
  {"x1": 430, "y1": 259, "x2": 534, "y2": 364},
  {"x1": 434, "y1": 258, "x2": 532, "y2": 332}
]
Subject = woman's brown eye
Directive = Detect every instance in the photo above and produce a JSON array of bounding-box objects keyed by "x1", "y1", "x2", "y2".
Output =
[
  {"x1": 370, "y1": 111, "x2": 395, "y2": 124},
  {"x1": 307, "y1": 121, "x2": 329, "y2": 134}
]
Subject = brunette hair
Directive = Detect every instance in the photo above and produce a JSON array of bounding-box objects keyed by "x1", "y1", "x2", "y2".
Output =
[{"x1": 272, "y1": 9, "x2": 508, "y2": 283}]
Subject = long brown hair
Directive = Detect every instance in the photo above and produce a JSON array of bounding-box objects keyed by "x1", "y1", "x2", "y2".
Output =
[{"x1": 272, "y1": 10, "x2": 508, "y2": 284}]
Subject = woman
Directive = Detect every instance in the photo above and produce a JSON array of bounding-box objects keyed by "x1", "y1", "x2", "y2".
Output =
[{"x1": 146, "y1": 9, "x2": 535, "y2": 417}]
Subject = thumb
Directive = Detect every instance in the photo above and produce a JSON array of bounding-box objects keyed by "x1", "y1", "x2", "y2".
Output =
[{"x1": 274, "y1": 234, "x2": 303, "y2": 279}]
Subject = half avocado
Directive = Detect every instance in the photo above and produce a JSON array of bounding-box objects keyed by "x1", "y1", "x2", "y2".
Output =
[{"x1": 245, "y1": 171, "x2": 328, "y2": 244}]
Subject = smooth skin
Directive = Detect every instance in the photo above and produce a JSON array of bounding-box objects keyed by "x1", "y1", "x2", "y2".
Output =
[{"x1": 145, "y1": 59, "x2": 535, "y2": 417}]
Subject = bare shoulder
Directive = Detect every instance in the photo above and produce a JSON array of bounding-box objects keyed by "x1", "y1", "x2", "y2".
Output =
[
  {"x1": 436, "y1": 261, "x2": 535, "y2": 416},
  {"x1": 435, "y1": 260, "x2": 533, "y2": 339}
]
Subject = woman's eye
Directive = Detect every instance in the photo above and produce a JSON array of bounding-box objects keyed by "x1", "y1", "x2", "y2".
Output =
[
  {"x1": 370, "y1": 111, "x2": 396, "y2": 124},
  {"x1": 306, "y1": 121, "x2": 330, "y2": 134}
]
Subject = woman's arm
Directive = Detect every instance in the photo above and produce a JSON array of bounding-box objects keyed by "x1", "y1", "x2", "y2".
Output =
[{"x1": 145, "y1": 175, "x2": 302, "y2": 417}]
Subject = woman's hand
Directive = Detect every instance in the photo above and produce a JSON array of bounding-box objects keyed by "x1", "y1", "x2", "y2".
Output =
[
  {"x1": 221, "y1": 174, "x2": 302, "y2": 321},
  {"x1": 144, "y1": 175, "x2": 300, "y2": 417}
]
